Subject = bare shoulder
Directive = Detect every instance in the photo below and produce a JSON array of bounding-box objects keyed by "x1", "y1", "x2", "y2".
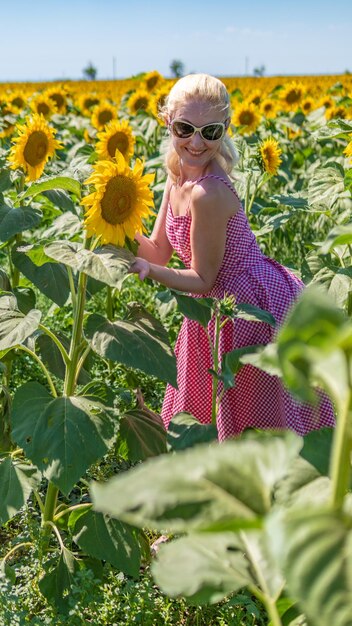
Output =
[{"x1": 191, "y1": 176, "x2": 241, "y2": 219}]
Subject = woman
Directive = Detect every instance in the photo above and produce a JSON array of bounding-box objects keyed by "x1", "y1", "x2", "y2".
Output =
[{"x1": 130, "y1": 73, "x2": 335, "y2": 440}]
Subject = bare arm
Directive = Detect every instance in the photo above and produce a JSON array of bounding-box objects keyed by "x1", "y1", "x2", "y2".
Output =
[
  {"x1": 134, "y1": 176, "x2": 173, "y2": 265},
  {"x1": 131, "y1": 182, "x2": 235, "y2": 294}
]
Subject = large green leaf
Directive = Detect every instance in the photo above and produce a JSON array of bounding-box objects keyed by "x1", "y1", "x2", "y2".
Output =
[
  {"x1": 267, "y1": 508, "x2": 352, "y2": 626},
  {"x1": 172, "y1": 292, "x2": 213, "y2": 327},
  {"x1": 36, "y1": 332, "x2": 91, "y2": 384},
  {"x1": 167, "y1": 412, "x2": 218, "y2": 451},
  {"x1": 39, "y1": 547, "x2": 81, "y2": 612},
  {"x1": 43, "y1": 212, "x2": 82, "y2": 239},
  {"x1": 152, "y1": 530, "x2": 284, "y2": 606},
  {"x1": 235, "y1": 303, "x2": 276, "y2": 327},
  {"x1": 91, "y1": 432, "x2": 302, "y2": 532},
  {"x1": 20, "y1": 175, "x2": 81, "y2": 201},
  {"x1": 276, "y1": 286, "x2": 351, "y2": 407},
  {"x1": 85, "y1": 307, "x2": 177, "y2": 386},
  {"x1": 308, "y1": 165, "x2": 345, "y2": 209},
  {"x1": 11, "y1": 382, "x2": 118, "y2": 495},
  {"x1": 0, "y1": 204, "x2": 42, "y2": 241},
  {"x1": 0, "y1": 458, "x2": 41, "y2": 524},
  {"x1": 318, "y1": 223, "x2": 352, "y2": 254},
  {"x1": 117, "y1": 408, "x2": 167, "y2": 461},
  {"x1": 72, "y1": 510, "x2": 141, "y2": 577},
  {"x1": 0, "y1": 308, "x2": 41, "y2": 350},
  {"x1": 12, "y1": 246, "x2": 70, "y2": 306},
  {"x1": 45, "y1": 242, "x2": 133, "y2": 289},
  {"x1": 152, "y1": 533, "x2": 251, "y2": 604}
]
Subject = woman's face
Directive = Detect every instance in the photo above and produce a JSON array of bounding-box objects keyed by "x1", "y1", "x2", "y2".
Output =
[{"x1": 169, "y1": 100, "x2": 228, "y2": 171}]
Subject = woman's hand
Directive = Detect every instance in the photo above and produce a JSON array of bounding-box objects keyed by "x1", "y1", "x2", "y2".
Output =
[{"x1": 128, "y1": 257, "x2": 151, "y2": 281}]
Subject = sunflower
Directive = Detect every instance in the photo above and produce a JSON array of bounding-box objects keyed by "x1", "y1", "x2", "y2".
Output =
[
  {"x1": 8, "y1": 113, "x2": 62, "y2": 181},
  {"x1": 280, "y1": 81, "x2": 305, "y2": 111},
  {"x1": 0, "y1": 104, "x2": 17, "y2": 139},
  {"x1": 45, "y1": 85, "x2": 68, "y2": 113},
  {"x1": 142, "y1": 70, "x2": 164, "y2": 92},
  {"x1": 260, "y1": 98, "x2": 277, "y2": 119},
  {"x1": 81, "y1": 150, "x2": 154, "y2": 246},
  {"x1": 96, "y1": 119, "x2": 135, "y2": 162},
  {"x1": 91, "y1": 102, "x2": 117, "y2": 130},
  {"x1": 326, "y1": 105, "x2": 346, "y2": 120},
  {"x1": 344, "y1": 139, "x2": 352, "y2": 164},
  {"x1": 258, "y1": 137, "x2": 282, "y2": 175},
  {"x1": 127, "y1": 89, "x2": 151, "y2": 115},
  {"x1": 77, "y1": 93, "x2": 101, "y2": 116},
  {"x1": 7, "y1": 90, "x2": 27, "y2": 112},
  {"x1": 300, "y1": 97, "x2": 315, "y2": 115},
  {"x1": 30, "y1": 93, "x2": 57, "y2": 118},
  {"x1": 231, "y1": 101, "x2": 261, "y2": 135},
  {"x1": 149, "y1": 83, "x2": 171, "y2": 122},
  {"x1": 247, "y1": 89, "x2": 262, "y2": 106}
]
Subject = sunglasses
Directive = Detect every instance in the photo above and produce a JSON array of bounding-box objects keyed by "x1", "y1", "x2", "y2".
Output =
[{"x1": 169, "y1": 119, "x2": 227, "y2": 141}]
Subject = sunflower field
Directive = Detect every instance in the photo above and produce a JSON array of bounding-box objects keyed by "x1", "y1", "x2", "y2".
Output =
[{"x1": 0, "y1": 69, "x2": 352, "y2": 626}]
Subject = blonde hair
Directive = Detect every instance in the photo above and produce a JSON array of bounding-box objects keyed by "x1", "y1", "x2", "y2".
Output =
[{"x1": 160, "y1": 73, "x2": 238, "y2": 181}]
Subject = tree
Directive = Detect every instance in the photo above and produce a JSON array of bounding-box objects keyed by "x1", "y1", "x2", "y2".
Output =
[
  {"x1": 253, "y1": 65, "x2": 266, "y2": 77},
  {"x1": 83, "y1": 62, "x2": 98, "y2": 80},
  {"x1": 170, "y1": 59, "x2": 185, "y2": 78}
]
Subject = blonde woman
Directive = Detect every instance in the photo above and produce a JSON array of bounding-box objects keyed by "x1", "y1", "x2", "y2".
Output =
[{"x1": 130, "y1": 73, "x2": 335, "y2": 440}]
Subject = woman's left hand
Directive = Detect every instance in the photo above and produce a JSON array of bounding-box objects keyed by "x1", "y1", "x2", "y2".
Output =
[{"x1": 128, "y1": 257, "x2": 151, "y2": 281}]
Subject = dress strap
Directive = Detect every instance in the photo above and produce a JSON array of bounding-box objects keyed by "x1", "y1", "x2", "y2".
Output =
[{"x1": 196, "y1": 174, "x2": 241, "y2": 203}]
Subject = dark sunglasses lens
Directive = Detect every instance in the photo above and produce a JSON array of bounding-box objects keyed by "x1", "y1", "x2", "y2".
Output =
[
  {"x1": 201, "y1": 124, "x2": 224, "y2": 140},
  {"x1": 172, "y1": 121, "x2": 194, "y2": 138}
]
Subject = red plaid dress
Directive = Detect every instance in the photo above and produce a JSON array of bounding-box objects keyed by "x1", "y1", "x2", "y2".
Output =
[{"x1": 161, "y1": 175, "x2": 335, "y2": 440}]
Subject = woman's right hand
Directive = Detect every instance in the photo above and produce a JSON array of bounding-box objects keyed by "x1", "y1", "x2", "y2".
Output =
[{"x1": 128, "y1": 257, "x2": 151, "y2": 281}]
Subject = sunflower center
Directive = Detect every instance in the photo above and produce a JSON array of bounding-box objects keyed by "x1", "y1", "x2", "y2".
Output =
[
  {"x1": 100, "y1": 176, "x2": 136, "y2": 224},
  {"x1": 37, "y1": 102, "x2": 50, "y2": 116},
  {"x1": 286, "y1": 90, "x2": 301, "y2": 104},
  {"x1": 84, "y1": 97, "x2": 100, "y2": 110},
  {"x1": 12, "y1": 96, "x2": 25, "y2": 108},
  {"x1": 146, "y1": 76, "x2": 159, "y2": 90},
  {"x1": 98, "y1": 110, "x2": 114, "y2": 126},
  {"x1": 50, "y1": 93, "x2": 65, "y2": 108},
  {"x1": 23, "y1": 131, "x2": 49, "y2": 166},
  {"x1": 134, "y1": 97, "x2": 148, "y2": 111},
  {"x1": 239, "y1": 111, "x2": 254, "y2": 125},
  {"x1": 107, "y1": 132, "x2": 129, "y2": 158}
]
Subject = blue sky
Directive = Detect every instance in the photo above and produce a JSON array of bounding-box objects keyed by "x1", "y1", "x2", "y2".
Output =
[{"x1": 1, "y1": 0, "x2": 351, "y2": 82}]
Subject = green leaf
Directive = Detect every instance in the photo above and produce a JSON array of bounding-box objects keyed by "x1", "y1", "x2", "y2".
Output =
[
  {"x1": 151, "y1": 533, "x2": 251, "y2": 604},
  {"x1": 272, "y1": 194, "x2": 309, "y2": 210},
  {"x1": 11, "y1": 382, "x2": 117, "y2": 495},
  {"x1": 39, "y1": 547, "x2": 80, "y2": 612},
  {"x1": 300, "y1": 427, "x2": 334, "y2": 476},
  {"x1": 42, "y1": 189, "x2": 76, "y2": 212},
  {"x1": 13, "y1": 287, "x2": 36, "y2": 314},
  {"x1": 0, "y1": 560, "x2": 16, "y2": 585},
  {"x1": 91, "y1": 432, "x2": 302, "y2": 533},
  {"x1": 45, "y1": 242, "x2": 133, "y2": 290},
  {"x1": 220, "y1": 345, "x2": 264, "y2": 390},
  {"x1": 236, "y1": 303, "x2": 276, "y2": 327},
  {"x1": 308, "y1": 165, "x2": 345, "y2": 209},
  {"x1": 0, "y1": 204, "x2": 42, "y2": 241},
  {"x1": 276, "y1": 286, "x2": 351, "y2": 409},
  {"x1": 0, "y1": 168, "x2": 12, "y2": 193},
  {"x1": 12, "y1": 246, "x2": 70, "y2": 306},
  {"x1": 0, "y1": 458, "x2": 41, "y2": 524},
  {"x1": 172, "y1": 292, "x2": 214, "y2": 327},
  {"x1": 20, "y1": 175, "x2": 81, "y2": 201},
  {"x1": 36, "y1": 332, "x2": 91, "y2": 385},
  {"x1": 85, "y1": 307, "x2": 177, "y2": 386},
  {"x1": 117, "y1": 408, "x2": 167, "y2": 461},
  {"x1": 0, "y1": 308, "x2": 41, "y2": 350},
  {"x1": 319, "y1": 223, "x2": 352, "y2": 254},
  {"x1": 72, "y1": 510, "x2": 141, "y2": 577},
  {"x1": 42, "y1": 211, "x2": 82, "y2": 239},
  {"x1": 167, "y1": 412, "x2": 218, "y2": 451},
  {"x1": 267, "y1": 508, "x2": 352, "y2": 626}
]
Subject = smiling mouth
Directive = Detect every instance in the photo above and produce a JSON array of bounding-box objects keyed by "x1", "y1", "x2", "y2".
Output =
[{"x1": 185, "y1": 148, "x2": 205, "y2": 156}]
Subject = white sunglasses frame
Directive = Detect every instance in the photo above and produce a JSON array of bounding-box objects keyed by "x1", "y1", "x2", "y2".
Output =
[{"x1": 169, "y1": 118, "x2": 229, "y2": 141}]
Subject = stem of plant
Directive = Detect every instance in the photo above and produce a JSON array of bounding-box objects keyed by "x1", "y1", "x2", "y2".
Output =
[
  {"x1": 211, "y1": 308, "x2": 221, "y2": 425},
  {"x1": 329, "y1": 351, "x2": 352, "y2": 510}
]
